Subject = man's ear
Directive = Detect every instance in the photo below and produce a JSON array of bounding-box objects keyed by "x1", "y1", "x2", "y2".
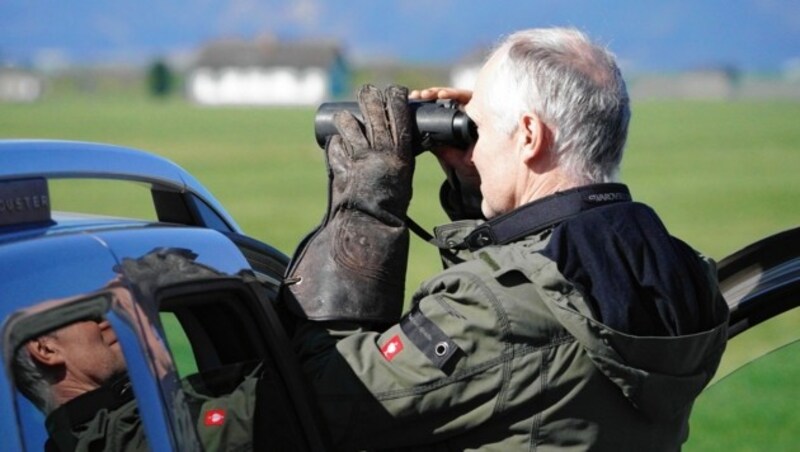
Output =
[
  {"x1": 518, "y1": 113, "x2": 551, "y2": 165},
  {"x1": 26, "y1": 337, "x2": 64, "y2": 366}
]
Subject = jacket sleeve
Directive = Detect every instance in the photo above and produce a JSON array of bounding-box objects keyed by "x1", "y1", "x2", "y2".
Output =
[
  {"x1": 291, "y1": 263, "x2": 515, "y2": 450},
  {"x1": 184, "y1": 372, "x2": 259, "y2": 451}
]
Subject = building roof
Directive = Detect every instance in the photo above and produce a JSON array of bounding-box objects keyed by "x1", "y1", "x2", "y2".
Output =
[
  {"x1": 0, "y1": 66, "x2": 41, "y2": 78},
  {"x1": 194, "y1": 39, "x2": 344, "y2": 70}
]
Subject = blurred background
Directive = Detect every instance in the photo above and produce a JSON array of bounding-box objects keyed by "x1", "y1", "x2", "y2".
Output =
[
  {"x1": 3, "y1": 0, "x2": 800, "y2": 102},
  {"x1": 2, "y1": 1, "x2": 799, "y2": 449}
]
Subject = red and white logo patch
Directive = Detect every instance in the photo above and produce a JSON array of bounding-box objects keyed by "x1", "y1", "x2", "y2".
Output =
[
  {"x1": 380, "y1": 335, "x2": 404, "y2": 361},
  {"x1": 204, "y1": 409, "x2": 226, "y2": 426}
]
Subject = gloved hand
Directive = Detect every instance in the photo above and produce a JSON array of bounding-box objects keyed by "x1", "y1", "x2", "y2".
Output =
[{"x1": 282, "y1": 85, "x2": 415, "y2": 324}]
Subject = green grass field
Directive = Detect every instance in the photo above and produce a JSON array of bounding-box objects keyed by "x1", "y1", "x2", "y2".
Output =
[{"x1": 2, "y1": 96, "x2": 798, "y2": 449}]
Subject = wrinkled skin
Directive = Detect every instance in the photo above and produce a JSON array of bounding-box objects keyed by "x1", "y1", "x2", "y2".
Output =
[{"x1": 283, "y1": 85, "x2": 415, "y2": 323}]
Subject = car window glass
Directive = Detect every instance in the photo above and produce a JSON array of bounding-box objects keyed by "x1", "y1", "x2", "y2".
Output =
[
  {"x1": 6, "y1": 296, "x2": 148, "y2": 451},
  {"x1": 157, "y1": 281, "x2": 315, "y2": 451},
  {"x1": 191, "y1": 196, "x2": 233, "y2": 232},
  {"x1": 49, "y1": 179, "x2": 157, "y2": 220},
  {"x1": 713, "y1": 306, "x2": 800, "y2": 381},
  {"x1": 160, "y1": 286, "x2": 269, "y2": 372},
  {"x1": 160, "y1": 311, "x2": 199, "y2": 377},
  {"x1": 685, "y1": 338, "x2": 799, "y2": 450}
]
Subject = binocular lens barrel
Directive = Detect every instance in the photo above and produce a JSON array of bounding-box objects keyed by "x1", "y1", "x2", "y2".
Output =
[{"x1": 314, "y1": 101, "x2": 477, "y2": 152}]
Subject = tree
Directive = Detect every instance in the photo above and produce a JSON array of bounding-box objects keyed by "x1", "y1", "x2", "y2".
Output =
[{"x1": 147, "y1": 59, "x2": 173, "y2": 98}]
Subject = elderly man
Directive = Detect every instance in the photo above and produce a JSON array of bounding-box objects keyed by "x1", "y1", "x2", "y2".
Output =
[{"x1": 284, "y1": 27, "x2": 729, "y2": 450}]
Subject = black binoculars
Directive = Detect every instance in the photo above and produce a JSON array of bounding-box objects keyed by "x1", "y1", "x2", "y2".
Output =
[{"x1": 314, "y1": 100, "x2": 477, "y2": 153}]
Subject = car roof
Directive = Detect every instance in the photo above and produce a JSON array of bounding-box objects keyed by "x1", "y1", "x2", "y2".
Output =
[
  {"x1": 0, "y1": 139, "x2": 242, "y2": 234},
  {"x1": 0, "y1": 139, "x2": 258, "y2": 316}
]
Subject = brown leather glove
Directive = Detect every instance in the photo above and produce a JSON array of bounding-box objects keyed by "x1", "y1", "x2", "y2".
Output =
[{"x1": 282, "y1": 85, "x2": 415, "y2": 323}]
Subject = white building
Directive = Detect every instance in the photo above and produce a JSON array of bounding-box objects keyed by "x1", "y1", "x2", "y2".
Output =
[
  {"x1": 0, "y1": 68, "x2": 44, "y2": 102},
  {"x1": 187, "y1": 39, "x2": 348, "y2": 106}
]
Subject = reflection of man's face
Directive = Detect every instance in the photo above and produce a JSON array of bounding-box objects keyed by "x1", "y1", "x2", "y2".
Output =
[{"x1": 49, "y1": 318, "x2": 128, "y2": 389}]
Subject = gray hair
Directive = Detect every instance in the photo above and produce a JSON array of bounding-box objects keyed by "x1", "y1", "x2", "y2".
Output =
[
  {"x1": 13, "y1": 336, "x2": 58, "y2": 414},
  {"x1": 487, "y1": 27, "x2": 630, "y2": 184}
]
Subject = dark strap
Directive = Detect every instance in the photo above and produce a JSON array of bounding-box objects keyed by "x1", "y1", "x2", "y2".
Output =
[
  {"x1": 400, "y1": 307, "x2": 463, "y2": 374},
  {"x1": 463, "y1": 183, "x2": 632, "y2": 250},
  {"x1": 406, "y1": 215, "x2": 435, "y2": 243},
  {"x1": 406, "y1": 215, "x2": 466, "y2": 267}
]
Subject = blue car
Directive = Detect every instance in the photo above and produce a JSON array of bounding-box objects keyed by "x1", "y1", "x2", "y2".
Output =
[{"x1": 0, "y1": 140, "x2": 797, "y2": 451}]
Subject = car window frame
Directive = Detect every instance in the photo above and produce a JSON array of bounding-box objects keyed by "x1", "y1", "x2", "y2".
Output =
[{"x1": 154, "y1": 273, "x2": 330, "y2": 451}]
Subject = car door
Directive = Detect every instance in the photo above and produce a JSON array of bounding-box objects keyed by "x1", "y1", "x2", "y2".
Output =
[
  {"x1": 165, "y1": 233, "x2": 332, "y2": 451},
  {"x1": 0, "y1": 232, "x2": 188, "y2": 451},
  {"x1": 686, "y1": 226, "x2": 800, "y2": 451},
  {"x1": 98, "y1": 226, "x2": 331, "y2": 451}
]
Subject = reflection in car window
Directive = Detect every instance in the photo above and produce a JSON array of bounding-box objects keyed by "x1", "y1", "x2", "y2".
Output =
[
  {"x1": 5, "y1": 247, "x2": 315, "y2": 451},
  {"x1": 5, "y1": 282, "x2": 269, "y2": 451},
  {"x1": 7, "y1": 295, "x2": 147, "y2": 451},
  {"x1": 686, "y1": 339, "x2": 799, "y2": 451},
  {"x1": 158, "y1": 283, "x2": 314, "y2": 451}
]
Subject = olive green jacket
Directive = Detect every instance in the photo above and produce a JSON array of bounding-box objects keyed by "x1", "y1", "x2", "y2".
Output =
[
  {"x1": 294, "y1": 213, "x2": 729, "y2": 451},
  {"x1": 45, "y1": 374, "x2": 258, "y2": 451}
]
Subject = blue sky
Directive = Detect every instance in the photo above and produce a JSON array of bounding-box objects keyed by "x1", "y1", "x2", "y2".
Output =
[{"x1": 1, "y1": 0, "x2": 799, "y2": 73}]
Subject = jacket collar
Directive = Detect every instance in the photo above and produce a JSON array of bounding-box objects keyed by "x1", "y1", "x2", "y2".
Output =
[
  {"x1": 45, "y1": 373, "x2": 134, "y2": 451},
  {"x1": 462, "y1": 183, "x2": 632, "y2": 250}
]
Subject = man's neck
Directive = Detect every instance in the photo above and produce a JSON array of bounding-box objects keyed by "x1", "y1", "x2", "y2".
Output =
[
  {"x1": 518, "y1": 170, "x2": 582, "y2": 207},
  {"x1": 46, "y1": 374, "x2": 134, "y2": 447},
  {"x1": 52, "y1": 378, "x2": 104, "y2": 408}
]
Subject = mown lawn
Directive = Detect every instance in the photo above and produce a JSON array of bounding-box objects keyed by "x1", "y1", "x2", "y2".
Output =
[{"x1": 2, "y1": 95, "x2": 798, "y2": 449}]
